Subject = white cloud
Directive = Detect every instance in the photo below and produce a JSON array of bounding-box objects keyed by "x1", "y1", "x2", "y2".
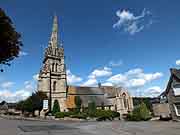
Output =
[
  {"x1": 0, "y1": 74, "x2": 38, "y2": 102},
  {"x1": 176, "y1": 60, "x2": 180, "y2": 66},
  {"x1": 82, "y1": 78, "x2": 98, "y2": 87},
  {"x1": 102, "y1": 82, "x2": 113, "y2": 86},
  {"x1": 109, "y1": 60, "x2": 123, "y2": 67},
  {"x1": 82, "y1": 67, "x2": 112, "y2": 86},
  {"x1": 145, "y1": 86, "x2": 162, "y2": 97},
  {"x1": 113, "y1": 9, "x2": 152, "y2": 35},
  {"x1": 19, "y1": 51, "x2": 28, "y2": 57},
  {"x1": 0, "y1": 89, "x2": 31, "y2": 102},
  {"x1": 105, "y1": 68, "x2": 163, "y2": 89},
  {"x1": 67, "y1": 70, "x2": 83, "y2": 85},
  {"x1": 128, "y1": 79, "x2": 146, "y2": 88},
  {"x1": 33, "y1": 74, "x2": 39, "y2": 81},
  {"x1": 107, "y1": 74, "x2": 127, "y2": 85},
  {"x1": 88, "y1": 67, "x2": 112, "y2": 79},
  {"x1": 0, "y1": 81, "x2": 15, "y2": 89}
]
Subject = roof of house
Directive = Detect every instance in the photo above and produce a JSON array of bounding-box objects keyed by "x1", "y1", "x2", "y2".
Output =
[{"x1": 160, "y1": 68, "x2": 180, "y2": 96}]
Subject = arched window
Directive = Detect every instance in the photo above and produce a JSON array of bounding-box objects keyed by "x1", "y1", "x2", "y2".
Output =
[
  {"x1": 53, "y1": 81, "x2": 56, "y2": 91},
  {"x1": 122, "y1": 93, "x2": 127, "y2": 109}
]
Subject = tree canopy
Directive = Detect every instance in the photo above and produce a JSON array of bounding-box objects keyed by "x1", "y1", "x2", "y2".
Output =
[
  {"x1": 16, "y1": 91, "x2": 47, "y2": 115},
  {"x1": 74, "y1": 96, "x2": 82, "y2": 112},
  {"x1": 52, "y1": 100, "x2": 60, "y2": 115},
  {"x1": 0, "y1": 8, "x2": 22, "y2": 66}
]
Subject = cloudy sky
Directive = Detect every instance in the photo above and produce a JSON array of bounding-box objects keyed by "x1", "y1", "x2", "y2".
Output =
[{"x1": 1, "y1": 0, "x2": 180, "y2": 102}]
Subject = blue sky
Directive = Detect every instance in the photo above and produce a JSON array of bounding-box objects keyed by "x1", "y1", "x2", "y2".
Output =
[{"x1": 0, "y1": 0, "x2": 180, "y2": 102}]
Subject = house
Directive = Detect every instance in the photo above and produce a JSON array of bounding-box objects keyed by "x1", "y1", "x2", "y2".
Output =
[{"x1": 158, "y1": 68, "x2": 180, "y2": 120}]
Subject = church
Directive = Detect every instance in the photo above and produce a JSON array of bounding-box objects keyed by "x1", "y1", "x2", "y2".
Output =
[{"x1": 37, "y1": 16, "x2": 133, "y2": 115}]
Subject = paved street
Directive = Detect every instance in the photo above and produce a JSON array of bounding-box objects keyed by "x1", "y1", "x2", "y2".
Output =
[{"x1": 0, "y1": 117, "x2": 180, "y2": 135}]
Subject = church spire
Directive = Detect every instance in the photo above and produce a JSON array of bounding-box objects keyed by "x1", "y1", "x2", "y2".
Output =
[{"x1": 49, "y1": 15, "x2": 59, "y2": 48}]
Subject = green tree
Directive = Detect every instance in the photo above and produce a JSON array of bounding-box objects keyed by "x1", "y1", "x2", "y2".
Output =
[
  {"x1": 0, "y1": 8, "x2": 22, "y2": 68},
  {"x1": 31, "y1": 91, "x2": 47, "y2": 112},
  {"x1": 16, "y1": 91, "x2": 47, "y2": 116},
  {"x1": 16, "y1": 100, "x2": 24, "y2": 112},
  {"x1": 127, "y1": 102, "x2": 152, "y2": 121},
  {"x1": 88, "y1": 101, "x2": 96, "y2": 116},
  {"x1": 52, "y1": 100, "x2": 60, "y2": 115},
  {"x1": 75, "y1": 96, "x2": 82, "y2": 113},
  {"x1": 23, "y1": 97, "x2": 33, "y2": 113}
]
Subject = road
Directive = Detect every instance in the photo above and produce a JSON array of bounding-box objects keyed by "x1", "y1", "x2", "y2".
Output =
[{"x1": 0, "y1": 117, "x2": 180, "y2": 135}]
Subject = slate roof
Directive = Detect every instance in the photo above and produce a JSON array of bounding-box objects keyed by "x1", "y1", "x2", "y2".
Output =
[{"x1": 67, "y1": 86, "x2": 118, "y2": 98}]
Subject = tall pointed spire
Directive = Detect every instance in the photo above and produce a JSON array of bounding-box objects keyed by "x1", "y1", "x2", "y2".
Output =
[{"x1": 49, "y1": 15, "x2": 59, "y2": 48}]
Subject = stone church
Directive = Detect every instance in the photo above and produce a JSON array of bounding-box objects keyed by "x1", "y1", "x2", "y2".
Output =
[{"x1": 37, "y1": 16, "x2": 133, "y2": 115}]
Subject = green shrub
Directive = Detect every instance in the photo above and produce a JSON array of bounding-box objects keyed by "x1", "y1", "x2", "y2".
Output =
[
  {"x1": 111, "y1": 111, "x2": 120, "y2": 118},
  {"x1": 55, "y1": 111, "x2": 78, "y2": 118},
  {"x1": 127, "y1": 102, "x2": 152, "y2": 121},
  {"x1": 94, "y1": 110, "x2": 120, "y2": 121},
  {"x1": 52, "y1": 100, "x2": 60, "y2": 115},
  {"x1": 55, "y1": 112, "x2": 65, "y2": 118},
  {"x1": 70, "y1": 113, "x2": 87, "y2": 119},
  {"x1": 74, "y1": 96, "x2": 82, "y2": 113},
  {"x1": 88, "y1": 101, "x2": 96, "y2": 117}
]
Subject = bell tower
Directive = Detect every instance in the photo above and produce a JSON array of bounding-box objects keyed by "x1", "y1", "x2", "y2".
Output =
[{"x1": 37, "y1": 15, "x2": 67, "y2": 112}]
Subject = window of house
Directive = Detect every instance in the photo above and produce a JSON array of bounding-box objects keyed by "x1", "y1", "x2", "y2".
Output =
[{"x1": 53, "y1": 81, "x2": 56, "y2": 91}]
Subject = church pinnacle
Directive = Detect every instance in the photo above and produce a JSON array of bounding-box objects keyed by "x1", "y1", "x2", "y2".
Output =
[{"x1": 49, "y1": 15, "x2": 59, "y2": 48}]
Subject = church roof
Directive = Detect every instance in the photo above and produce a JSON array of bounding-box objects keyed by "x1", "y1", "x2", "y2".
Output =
[{"x1": 67, "y1": 86, "x2": 117, "y2": 98}]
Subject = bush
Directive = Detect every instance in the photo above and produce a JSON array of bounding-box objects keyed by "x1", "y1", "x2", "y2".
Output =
[
  {"x1": 95, "y1": 110, "x2": 120, "y2": 121},
  {"x1": 52, "y1": 100, "x2": 60, "y2": 115},
  {"x1": 55, "y1": 112, "x2": 65, "y2": 118},
  {"x1": 55, "y1": 111, "x2": 78, "y2": 118},
  {"x1": 111, "y1": 111, "x2": 120, "y2": 118},
  {"x1": 74, "y1": 96, "x2": 82, "y2": 113},
  {"x1": 127, "y1": 102, "x2": 152, "y2": 121},
  {"x1": 70, "y1": 113, "x2": 87, "y2": 119},
  {"x1": 88, "y1": 101, "x2": 96, "y2": 117}
]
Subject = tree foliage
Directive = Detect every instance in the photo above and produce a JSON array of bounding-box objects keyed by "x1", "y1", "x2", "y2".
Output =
[
  {"x1": 0, "y1": 8, "x2": 22, "y2": 66},
  {"x1": 16, "y1": 91, "x2": 47, "y2": 115},
  {"x1": 74, "y1": 96, "x2": 82, "y2": 112},
  {"x1": 127, "y1": 102, "x2": 152, "y2": 121},
  {"x1": 52, "y1": 100, "x2": 60, "y2": 115},
  {"x1": 88, "y1": 101, "x2": 96, "y2": 116},
  {"x1": 31, "y1": 91, "x2": 47, "y2": 111}
]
